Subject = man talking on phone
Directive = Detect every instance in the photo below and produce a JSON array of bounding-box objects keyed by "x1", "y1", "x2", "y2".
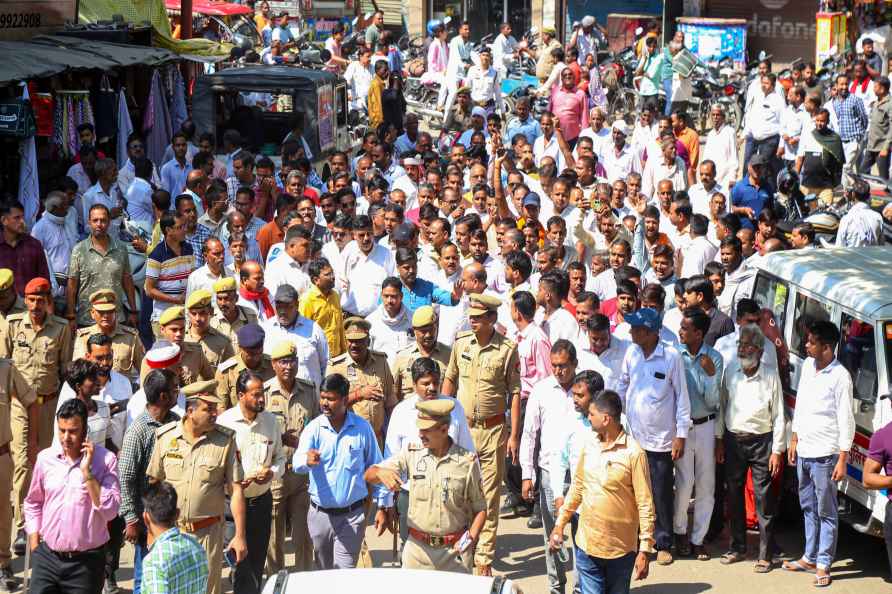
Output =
[{"x1": 366, "y1": 398, "x2": 486, "y2": 573}]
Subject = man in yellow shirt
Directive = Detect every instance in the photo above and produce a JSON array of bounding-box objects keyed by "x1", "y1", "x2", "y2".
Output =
[
  {"x1": 298, "y1": 258, "x2": 346, "y2": 358},
  {"x1": 550, "y1": 388, "x2": 655, "y2": 593}
]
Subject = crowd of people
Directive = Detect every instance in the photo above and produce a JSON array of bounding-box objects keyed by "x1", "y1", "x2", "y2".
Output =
[{"x1": 4, "y1": 10, "x2": 892, "y2": 594}]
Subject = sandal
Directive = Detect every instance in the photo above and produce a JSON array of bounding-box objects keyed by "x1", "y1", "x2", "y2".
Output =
[
  {"x1": 754, "y1": 560, "x2": 772, "y2": 573},
  {"x1": 720, "y1": 551, "x2": 745, "y2": 565},
  {"x1": 814, "y1": 574, "x2": 832, "y2": 588},
  {"x1": 782, "y1": 558, "x2": 817, "y2": 573}
]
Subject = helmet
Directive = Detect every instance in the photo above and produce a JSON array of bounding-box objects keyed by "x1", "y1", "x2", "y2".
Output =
[
  {"x1": 426, "y1": 19, "x2": 443, "y2": 36},
  {"x1": 776, "y1": 167, "x2": 799, "y2": 196}
]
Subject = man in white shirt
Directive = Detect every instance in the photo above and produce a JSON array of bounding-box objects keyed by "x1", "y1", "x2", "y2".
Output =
[
  {"x1": 491, "y1": 22, "x2": 519, "y2": 77},
  {"x1": 577, "y1": 107, "x2": 611, "y2": 161},
  {"x1": 339, "y1": 215, "x2": 395, "y2": 317},
  {"x1": 185, "y1": 237, "x2": 234, "y2": 304},
  {"x1": 344, "y1": 49, "x2": 374, "y2": 112},
  {"x1": 366, "y1": 278, "x2": 413, "y2": 365},
  {"x1": 716, "y1": 236, "x2": 755, "y2": 320},
  {"x1": 742, "y1": 74, "x2": 785, "y2": 178},
  {"x1": 534, "y1": 113, "x2": 567, "y2": 172},
  {"x1": 835, "y1": 178, "x2": 884, "y2": 247},
  {"x1": 680, "y1": 214, "x2": 717, "y2": 278},
  {"x1": 117, "y1": 136, "x2": 161, "y2": 196},
  {"x1": 266, "y1": 226, "x2": 312, "y2": 299},
  {"x1": 577, "y1": 313, "x2": 629, "y2": 391},
  {"x1": 702, "y1": 106, "x2": 739, "y2": 191},
  {"x1": 262, "y1": 285, "x2": 328, "y2": 388},
  {"x1": 616, "y1": 308, "x2": 691, "y2": 565},
  {"x1": 785, "y1": 321, "x2": 855, "y2": 586},
  {"x1": 779, "y1": 86, "x2": 808, "y2": 169},
  {"x1": 534, "y1": 270, "x2": 578, "y2": 344},
  {"x1": 601, "y1": 120, "x2": 642, "y2": 183},
  {"x1": 716, "y1": 323, "x2": 785, "y2": 570},
  {"x1": 688, "y1": 160, "x2": 725, "y2": 217},
  {"x1": 467, "y1": 50, "x2": 502, "y2": 114},
  {"x1": 82, "y1": 158, "x2": 125, "y2": 240},
  {"x1": 520, "y1": 340, "x2": 578, "y2": 594}
]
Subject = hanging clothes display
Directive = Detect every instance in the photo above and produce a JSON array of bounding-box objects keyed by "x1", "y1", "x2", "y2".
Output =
[
  {"x1": 143, "y1": 69, "x2": 172, "y2": 166},
  {"x1": 93, "y1": 75, "x2": 118, "y2": 142},
  {"x1": 117, "y1": 88, "x2": 134, "y2": 167},
  {"x1": 18, "y1": 84, "x2": 39, "y2": 228},
  {"x1": 169, "y1": 67, "x2": 188, "y2": 134},
  {"x1": 52, "y1": 90, "x2": 95, "y2": 160}
]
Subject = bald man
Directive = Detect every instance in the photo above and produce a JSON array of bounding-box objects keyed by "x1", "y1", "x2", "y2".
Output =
[{"x1": 438, "y1": 262, "x2": 488, "y2": 347}]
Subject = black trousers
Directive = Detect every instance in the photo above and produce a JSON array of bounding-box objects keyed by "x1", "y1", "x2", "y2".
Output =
[
  {"x1": 725, "y1": 432, "x2": 776, "y2": 561},
  {"x1": 860, "y1": 150, "x2": 890, "y2": 180},
  {"x1": 708, "y1": 462, "x2": 726, "y2": 539},
  {"x1": 105, "y1": 515, "x2": 125, "y2": 579},
  {"x1": 645, "y1": 450, "x2": 674, "y2": 551},
  {"x1": 233, "y1": 490, "x2": 273, "y2": 594},
  {"x1": 30, "y1": 541, "x2": 105, "y2": 594}
]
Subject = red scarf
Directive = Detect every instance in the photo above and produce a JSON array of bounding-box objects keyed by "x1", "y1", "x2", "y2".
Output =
[
  {"x1": 239, "y1": 286, "x2": 275, "y2": 319},
  {"x1": 850, "y1": 77, "x2": 871, "y2": 94}
]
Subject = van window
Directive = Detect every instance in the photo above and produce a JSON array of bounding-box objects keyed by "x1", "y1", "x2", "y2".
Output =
[
  {"x1": 752, "y1": 273, "x2": 789, "y2": 332},
  {"x1": 839, "y1": 315, "x2": 877, "y2": 402},
  {"x1": 791, "y1": 293, "x2": 832, "y2": 358}
]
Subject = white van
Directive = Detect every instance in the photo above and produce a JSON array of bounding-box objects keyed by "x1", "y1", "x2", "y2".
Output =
[{"x1": 748, "y1": 247, "x2": 892, "y2": 537}]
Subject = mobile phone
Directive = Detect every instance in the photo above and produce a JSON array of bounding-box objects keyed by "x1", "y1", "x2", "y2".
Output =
[
  {"x1": 224, "y1": 548, "x2": 238, "y2": 569},
  {"x1": 457, "y1": 531, "x2": 473, "y2": 553}
]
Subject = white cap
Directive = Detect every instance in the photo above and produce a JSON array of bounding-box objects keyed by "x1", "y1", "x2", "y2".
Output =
[
  {"x1": 581, "y1": 15, "x2": 595, "y2": 27},
  {"x1": 471, "y1": 106, "x2": 488, "y2": 119},
  {"x1": 611, "y1": 120, "x2": 630, "y2": 136}
]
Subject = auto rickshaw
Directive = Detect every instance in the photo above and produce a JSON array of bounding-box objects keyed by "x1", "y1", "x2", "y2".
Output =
[{"x1": 192, "y1": 65, "x2": 350, "y2": 164}]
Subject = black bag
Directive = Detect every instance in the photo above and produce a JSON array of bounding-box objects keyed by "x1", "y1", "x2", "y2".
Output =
[{"x1": 0, "y1": 99, "x2": 36, "y2": 138}]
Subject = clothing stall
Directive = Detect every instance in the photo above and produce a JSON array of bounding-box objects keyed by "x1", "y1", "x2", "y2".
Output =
[{"x1": 0, "y1": 34, "x2": 181, "y2": 211}]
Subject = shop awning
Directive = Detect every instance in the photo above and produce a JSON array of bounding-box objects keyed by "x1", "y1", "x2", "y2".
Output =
[{"x1": 0, "y1": 35, "x2": 178, "y2": 85}]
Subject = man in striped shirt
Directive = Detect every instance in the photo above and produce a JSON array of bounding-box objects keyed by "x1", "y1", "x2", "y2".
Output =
[{"x1": 145, "y1": 212, "x2": 195, "y2": 338}]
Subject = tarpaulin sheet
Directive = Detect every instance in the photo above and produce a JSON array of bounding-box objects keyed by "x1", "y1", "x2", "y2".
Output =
[
  {"x1": 0, "y1": 35, "x2": 180, "y2": 84},
  {"x1": 77, "y1": 0, "x2": 233, "y2": 58}
]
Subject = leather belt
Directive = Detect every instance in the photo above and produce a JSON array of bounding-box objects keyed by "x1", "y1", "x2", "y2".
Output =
[
  {"x1": 467, "y1": 413, "x2": 504, "y2": 429},
  {"x1": 310, "y1": 498, "x2": 365, "y2": 515},
  {"x1": 691, "y1": 414, "x2": 716, "y2": 426},
  {"x1": 47, "y1": 543, "x2": 104, "y2": 560},
  {"x1": 408, "y1": 527, "x2": 466, "y2": 547},
  {"x1": 178, "y1": 516, "x2": 222, "y2": 533},
  {"x1": 0, "y1": 443, "x2": 9, "y2": 457},
  {"x1": 36, "y1": 393, "x2": 58, "y2": 406}
]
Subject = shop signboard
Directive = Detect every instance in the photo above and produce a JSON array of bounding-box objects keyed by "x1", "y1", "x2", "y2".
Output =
[
  {"x1": 703, "y1": 0, "x2": 817, "y2": 65},
  {"x1": 678, "y1": 18, "x2": 748, "y2": 70},
  {"x1": 816, "y1": 12, "x2": 846, "y2": 65},
  {"x1": 0, "y1": 0, "x2": 77, "y2": 41}
]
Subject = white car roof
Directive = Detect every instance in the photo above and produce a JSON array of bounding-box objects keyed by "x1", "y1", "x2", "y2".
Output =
[
  {"x1": 261, "y1": 568, "x2": 517, "y2": 594},
  {"x1": 752, "y1": 247, "x2": 892, "y2": 319}
]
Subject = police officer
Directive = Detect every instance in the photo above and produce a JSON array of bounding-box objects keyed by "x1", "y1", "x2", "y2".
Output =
[
  {"x1": 444, "y1": 87, "x2": 474, "y2": 134},
  {"x1": 442, "y1": 293, "x2": 521, "y2": 576},
  {"x1": 0, "y1": 270, "x2": 25, "y2": 323},
  {"x1": 264, "y1": 341, "x2": 320, "y2": 573},
  {"x1": 185, "y1": 289, "x2": 236, "y2": 368},
  {"x1": 210, "y1": 277, "x2": 259, "y2": 349},
  {"x1": 146, "y1": 380, "x2": 249, "y2": 594},
  {"x1": 1, "y1": 277, "x2": 72, "y2": 554},
  {"x1": 72, "y1": 289, "x2": 145, "y2": 383},
  {"x1": 139, "y1": 306, "x2": 215, "y2": 385},
  {"x1": 329, "y1": 317, "x2": 397, "y2": 446},
  {"x1": 218, "y1": 369, "x2": 286, "y2": 594},
  {"x1": 216, "y1": 324, "x2": 275, "y2": 408},
  {"x1": 367, "y1": 399, "x2": 486, "y2": 573},
  {"x1": 0, "y1": 359, "x2": 35, "y2": 592},
  {"x1": 391, "y1": 306, "x2": 450, "y2": 400}
]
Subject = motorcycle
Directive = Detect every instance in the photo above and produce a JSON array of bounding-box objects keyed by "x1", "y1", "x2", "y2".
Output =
[{"x1": 688, "y1": 62, "x2": 743, "y2": 134}]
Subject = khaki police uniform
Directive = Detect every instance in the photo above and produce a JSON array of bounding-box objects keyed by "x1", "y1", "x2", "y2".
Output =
[
  {"x1": 1, "y1": 312, "x2": 72, "y2": 534},
  {"x1": 215, "y1": 355, "x2": 275, "y2": 409},
  {"x1": 73, "y1": 324, "x2": 145, "y2": 382},
  {"x1": 329, "y1": 350, "x2": 396, "y2": 444},
  {"x1": 391, "y1": 342, "x2": 450, "y2": 401},
  {"x1": 0, "y1": 360, "x2": 35, "y2": 570},
  {"x1": 210, "y1": 306, "x2": 258, "y2": 349},
  {"x1": 380, "y1": 441, "x2": 485, "y2": 572},
  {"x1": 444, "y1": 320, "x2": 520, "y2": 569},
  {"x1": 186, "y1": 327, "x2": 236, "y2": 369},
  {"x1": 146, "y1": 394, "x2": 243, "y2": 594},
  {"x1": 264, "y1": 375, "x2": 320, "y2": 573}
]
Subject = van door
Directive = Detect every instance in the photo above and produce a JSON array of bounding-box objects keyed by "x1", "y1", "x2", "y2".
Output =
[{"x1": 786, "y1": 291, "x2": 834, "y2": 392}]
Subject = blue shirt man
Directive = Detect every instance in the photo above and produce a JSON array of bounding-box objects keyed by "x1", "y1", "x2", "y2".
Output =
[
  {"x1": 160, "y1": 159, "x2": 192, "y2": 197},
  {"x1": 394, "y1": 249, "x2": 458, "y2": 313},
  {"x1": 731, "y1": 154, "x2": 773, "y2": 231},
  {"x1": 505, "y1": 111, "x2": 543, "y2": 145}
]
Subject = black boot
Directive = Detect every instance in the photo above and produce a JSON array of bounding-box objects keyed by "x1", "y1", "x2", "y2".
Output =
[{"x1": 12, "y1": 530, "x2": 25, "y2": 557}]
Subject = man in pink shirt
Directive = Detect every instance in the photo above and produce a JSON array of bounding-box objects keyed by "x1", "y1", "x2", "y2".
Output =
[
  {"x1": 25, "y1": 398, "x2": 120, "y2": 594},
  {"x1": 505, "y1": 290, "x2": 553, "y2": 518},
  {"x1": 550, "y1": 68, "x2": 589, "y2": 145}
]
